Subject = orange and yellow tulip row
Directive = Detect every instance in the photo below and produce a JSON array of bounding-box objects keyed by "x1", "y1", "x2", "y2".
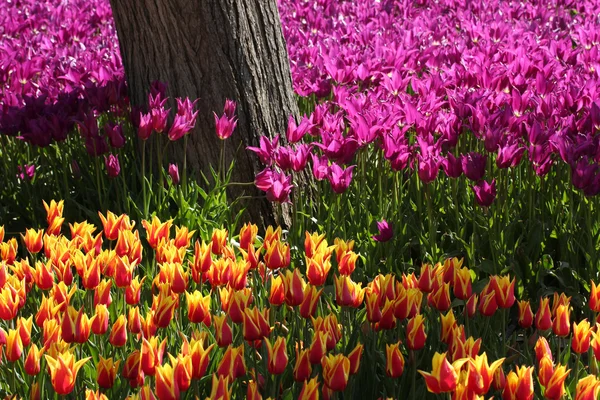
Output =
[{"x1": 1, "y1": 200, "x2": 600, "y2": 399}]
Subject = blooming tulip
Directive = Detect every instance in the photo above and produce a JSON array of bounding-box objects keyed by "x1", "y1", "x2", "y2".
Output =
[
  {"x1": 321, "y1": 354, "x2": 350, "y2": 392},
  {"x1": 45, "y1": 351, "x2": 90, "y2": 395},
  {"x1": 419, "y1": 352, "x2": 467, "y2": 394}
]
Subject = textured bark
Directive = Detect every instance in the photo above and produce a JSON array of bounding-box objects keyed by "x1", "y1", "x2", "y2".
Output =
[{"x1": 109, "y1": 0, "x2": 298, "y2": 227}]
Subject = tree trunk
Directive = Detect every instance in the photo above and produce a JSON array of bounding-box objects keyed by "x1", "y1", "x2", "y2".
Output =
[{"x1": 109, "y1": 0, "x2": 298, "y2": 228}]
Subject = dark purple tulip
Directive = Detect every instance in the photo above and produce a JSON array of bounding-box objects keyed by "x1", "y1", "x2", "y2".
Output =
[
  {"x1": 290, "y1": 144, "x2": 312, "y2": 172},
  {"x1": 472, "y1": 179, "x2": 496, "y2": 207},
  {"x1": 105, "y1": 122, "x2": 125, "y2": 148},
  {"x1": 150, "y1": 105, "x2": 170, "y2": 134},
  {"x1": 104, "y1": 154, "x2": 121, "y2": 178},
  {"x1": 223, "y1": 99, "x2": 237, "y2": 119},
  {"x1": 286, "y1": 115, "x2": 314, "y2": 143},
  {"x1": 462, "y1": 152, "x2": 487, "y2": 181},
  {"x1": 168, "y1": 164, "x2": 180, "y2": 185},
  {"x1": 441, "y1": 153, "x2": 463, "y2": 178},
  {"x1": 372, "y1": 220, "x2": 393, "y2": 242},
  {"x1": 327, "y1": 164, "x2": 355, "y2": 194},
  {"x1": 213, "y1": 112, "x2": 237, "y2": 140},
  {"x1": 571, "y1": 158, "x2": 598, "y2": 190}
]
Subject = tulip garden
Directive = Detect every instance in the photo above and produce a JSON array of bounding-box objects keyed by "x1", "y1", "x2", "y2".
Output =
[{"x1": 2, "y1": 0, "x2": 600, "y2": 399}]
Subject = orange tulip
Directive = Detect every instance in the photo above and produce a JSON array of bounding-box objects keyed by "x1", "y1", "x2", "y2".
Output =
[
  {"x1": 213, "y1": 314, "x2": 233, "y2": 347},
  {"x1": 142, "y1": 216, "x2": 172, "y2": 249},
  {"x1": 313, "y1": 315, "x2": 341, "y2": 350},
  {"x1": 155, "y1": 362, "x2": 179, "y2": 400},
  {"x1": 308, "y1": 330, "x2": 328, "y2": 364},
  {"x1": 97, "y1": 357, "x2": 120, "y2": 388},
  {"x1": 298, "y1": 377, "x2": 320, "y2": 400},
  {"x1": 465, "y1": 353, "x2": 504, "y2": 395},
  {"x1": 538, "y1": 355, "x2": 554, "y2": 387},
  {"x1": 575, "y1": 375, "x2": 600, "y2": 400},
  {"x1": 590, "y1": 281, "x2": 600, "y2": 313},
  {"x1": 269, "y1": 275, "x2": 285, "y2": 306},
  {"x1": 366, "y1": 291, "x2": 382, "y2": 323},
  {"x1": 517, "y1": 300, "x2": 533, "y2": 329},
  {"x1": 305, "y1": 231, "x2": 327, "y2": 259},
  {"x1": 334, "y1": 274, "x2": 365, "y2": 308},
  {"x1": 552, "y1": 304, "x2": 570, "y2": 337},
  {"x1": 126, "y1": 276, "x2": 146, "y2": 305},
  {"x1": 572, "y1": 319, "x2": 592, "y2": 354},
  {"x1": 24, "y1": 343, "x2": 44, "y2": 375},
  {"x1": 544, "y1": 364, "x2": 570, "y2": 400},
  {"x1": 502, "y1": 370, "x2": 519, "y2": 400},
  {"x1": 348, "y1": 343, "x2": 363, "y2": 375},
  {"x1": 207, "y1": 374, "x2": 231, "y2": 400},
  {"x1": 5, "y1": 328, "x2": 22, "y2": 362},
  {"x1": 491, "y1": 275, "x2": 515, "y2": 308},
  {"x1": 535, "y1": 297, "x2": 552, "y2": 331},
  {"x1": 300, "y1": 285, "x2": 322, "y2": 319},
  {"x1": 109, "y1": 315, "x2": 127, "y2": 347},
  {"x1": 239, "y1": 223, "x2": 258, "y2": 251},
  {"x1": 535, "y1": 336, "x2": 553, "y2": 363},
  {"x1": 465, "y1": 294, "x2": 478, "y2": 318},
  {"x1": 22, "y1": 228, "x2": 44, "y2": 253},
  {"x1": 592, "y1": 326, "x2": 600, "y2": 361},
  {"x1": 440, "y1": 310, "x2": 457, "y2": 344},
  {"x1": 61, "y1": 306, "x2": 91, "y2": 344},
  {"x1": 338, "y1": 250, "x2": 358, "y2": 276},
  {"x1": 265, "y1": 336, "x2": 288, "y2": 375},
  {"x1": 186, "y1": 290, "x2": 211, "y2": 326},
  {"x1": 264, "y1": 240, "x2": 290, "y2": 270},
  {"x1": 170, "y1": 353, "x2": 193, "y2": 392},
  {"x1": 283, "y1": 268, "x2": 306, "y2": 307},
  {"x1": 321, "y1": 354, "x2": 350, "y2": 392},
  {"x1": 152, "y1": 289, "x2": 178, "y2": 328},
  {"x1": 246, "y1": 380, "x2": 262, "y2": 400},
  {"x1": 0, "y1": 225, "x2": 4, "y2": 243},
  {"x1": 183, "y1": 336, "x2": 214, "y2": 379},
  {"x1": 45, "y1": 350, "x2": 90, "y2": 395},
  {"x1": 98, "y1": 210, "x2": 126, "y2": 241},
  {"x1": 242, "y1": 307, "x2": 270, "y2": 342},
  {"x1": 478, "y1": 290, "x2": 498, "y2": 317},
  {"x1": 220, "y1": 286, "x2": 252, "y2": 324},
  {"x1": 173, "y1": 225, "x2": 194, "y2": 249},
  {"x1": 418, "y1": 352, "x2": 467, "y2": 394},
  {"x1": 306, "y1": 253, "x2": 332, "y2": 286},
  {"x1": 293, "y1": 348, "x2": 312, "y2": 381},
  {"x1": 377, "y1": 298, "x2": 396, "y2": 330},
  {"x1": 513, "y1": 366, "x2": 534, "y2": 400},
  {"x1": 140, "y1": 337, "x2": 167, "y2": 377},
  {"x1": 453, "y1": 267, "x2": 472, "y2": 300},
  {"x1": 115, "y1": 256, "x2": 135, "y2": 288},
  {"x1": 211, "y1": 228, "x2": 228, "y2": 255},
  {"x1": 122, "y1": 350, "x2": 143, "y2": 387},
  {"x1": 91, "y1": 304, "x2": 110, "y2": 335},
  {"x1": 216, "y1": 345, "x2": 246, "y2": 380},
  {"x1": 94, "y1": 279, "x2": 113, "y2": 306},
  {"x1": 85, "y1": 390, "x2": 109, "y2": 400},
  {"x1": 385, "y1": 342, "x2": 405, "y2": 378},
  {"x1": 17, "y1": 316, "x2": 32, "y2": 346},
  {"x1": 406, "y1": 314, "x2": 427, "y2": 350},
  {"x1": 427, "y1": 282, "x2": 451, "y2": 312}
]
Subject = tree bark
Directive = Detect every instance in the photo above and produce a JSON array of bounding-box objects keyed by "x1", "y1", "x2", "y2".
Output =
[{"x1": 109, "y1": 0, "x2": 298, "y2": 228}]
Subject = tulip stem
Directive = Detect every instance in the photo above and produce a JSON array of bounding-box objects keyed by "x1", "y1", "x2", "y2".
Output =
[
  {"x1": 573, "y1": 352, "x2": 581, "y2": 390},
  {"x1": 142, "y1": 140, "x2": 147, "y2": 217},
  {"x1": 182, "y1": 134, "x2": 188, "y2": 197},
  {"x1": 426, "y1": 183, "x2": 437, "y2": 260}
]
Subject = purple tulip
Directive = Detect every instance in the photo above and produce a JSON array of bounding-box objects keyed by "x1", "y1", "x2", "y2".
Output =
[
  {"x1": 247, "y1": 135, "x2": 280, "y2": 165},
  {"x1": 213, "y1": 112, "x2": 237, "y2": 140},
  {"x1": 104, "y1": 154, "x2": 121, "y2": 178},
  {"x1": 17, "y1": 164, "x2": 35, "y2": 181},
  {"x1": 223, "y1": 99, "x2": 237, "y2": 119},
  {"x1": 266, "y1": 171, "x2": 294, "y2": 203},
  {"x1": 138, "y1": 113, "x2": 153, "y2": 140},
  {"x1": 168, "y1": 163, "x2": 180, "y2": 185},
  {"x1": 327, "y1": 163, "x2": 355, "y2": 194},
  {"x1": 254, "y1": 168, "x2": 274, "y2": 191},
  {"x1": 311, "y1": 154, "x2": 329, "y2": 181},
  {"x1": 168, "y1": 114, "x2": 193, "y2": 141},
  {"x1": 372, "y1": 220, "x2": 393, "y2": 242},
  {"x1": 496, "y1": 141, "x2": 525, "y2": 169},
  {"x1": 462, "y1": 152, "x2": 487, "y2": 182},
  {"x1": 472, "y1": 179, "x2": 496, "y2": 207},
  {"x1": 571, "y1": 157, "x2": 598, "y2": 190},
  {"x1": 417, "y1": 155, "x2": 441, "y2": 184}
]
